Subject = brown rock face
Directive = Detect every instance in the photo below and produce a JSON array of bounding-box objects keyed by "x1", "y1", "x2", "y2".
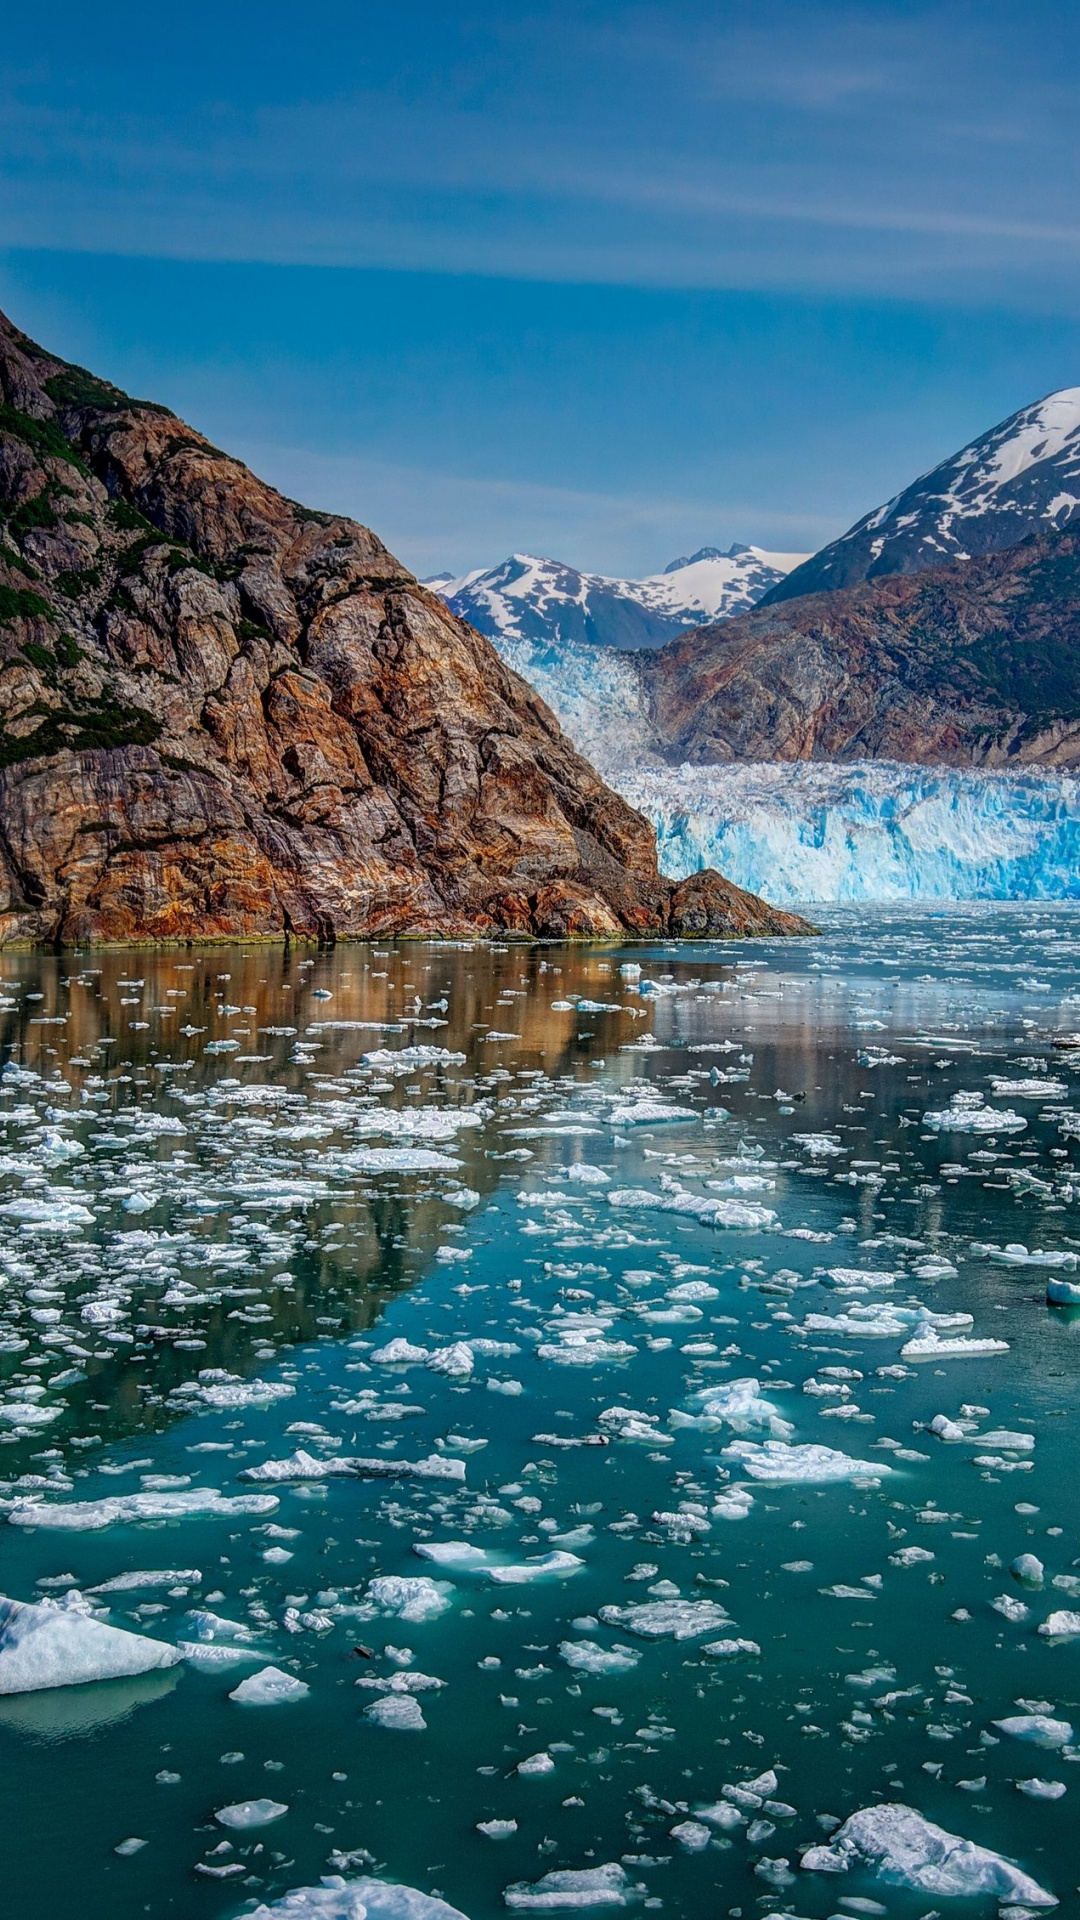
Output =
[
  {"x1": 636, "y1": 528, "x2": 1080, "y2": 768},
  {"x1": 0, "y1": 310, "x2": 808, "y2": 945}
]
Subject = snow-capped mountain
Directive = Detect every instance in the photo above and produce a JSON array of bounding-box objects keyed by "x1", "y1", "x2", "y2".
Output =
[
  {"x1": 763, "y1": 385, "x2": 1080, "y2": 604},
  {"x1": 428, "y1": 544, "x2": 809, "y2": 651}
]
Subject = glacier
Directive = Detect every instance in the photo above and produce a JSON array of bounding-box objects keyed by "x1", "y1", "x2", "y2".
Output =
[{"x1": 617, "y1": 761, "x2": 1080, "y2": 904}]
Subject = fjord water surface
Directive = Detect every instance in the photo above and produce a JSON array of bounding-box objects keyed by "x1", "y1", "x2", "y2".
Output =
[{"x1": 1, "y1": 909, "x2": 1078, "y2": 1919}]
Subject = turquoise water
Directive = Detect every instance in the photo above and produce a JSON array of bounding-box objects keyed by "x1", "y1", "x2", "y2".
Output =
[{"x1": 0, "y1": 908, "x2": 1078, "y2": 1919}]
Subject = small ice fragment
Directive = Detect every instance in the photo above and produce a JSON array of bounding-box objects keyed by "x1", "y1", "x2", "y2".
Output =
[
  {"x1": 1017, "y1": 1778, "x2": 1066, "y2": 1800},
  {"x1": 215, "y1": 1798, "x2": 289, "y2": 1829},
  {"x1": 478, "y1": 1820, "x2": 518, "y2": 1839},
  {"x1": 229, "y1": 1666, "x2": 309, "y2": 1705},
  {"x1": 516, "y1": 1751, "x2": 555, "y2": 1776}
]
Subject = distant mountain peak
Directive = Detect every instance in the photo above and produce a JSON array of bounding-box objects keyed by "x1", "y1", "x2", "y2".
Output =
[
  {"x1": 430, "y1": 544, "x2": 809, "y2": 653},
  {"x1": 762, "y1": 384, "x2": 1080, "y2": 606}
]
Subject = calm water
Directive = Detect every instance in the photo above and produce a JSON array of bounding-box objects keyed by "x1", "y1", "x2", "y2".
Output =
[{"x1": 1, "y1": 906, "x2": 1078, "y2": 1919}]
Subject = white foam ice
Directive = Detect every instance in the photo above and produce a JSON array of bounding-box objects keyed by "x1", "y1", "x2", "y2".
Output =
[
  {"x1": 503, "y1": 1862, "x2": 632, "y2": 1909},
  {"x1": 721, "y1": 1441, "x2": 890, "y2": 1484},
  {"x1": 0, "y1": 1591, "x2": 181, "y2": 1694},
  {"x1": 229, "y1": 1666, "x2": 310, "y2": 1704},
  {"x1": 800, "y1": 1801, "x2": 1056, "y2": 1906}
]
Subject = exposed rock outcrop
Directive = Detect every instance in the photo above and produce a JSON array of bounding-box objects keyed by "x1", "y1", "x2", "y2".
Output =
[
  {"x1": 637, "y1": 526, "x2": 1080, "y2": 767},
  {"x1": 0, "y1": 310, "x2": 808, "y2": 945}
]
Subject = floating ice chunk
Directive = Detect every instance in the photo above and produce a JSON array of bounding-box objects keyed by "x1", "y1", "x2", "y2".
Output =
[
  {"x1": 249, "y1": 1877, "x2": 469, "y2": 1920},
  {"x1": 597, "y1": 1598, "x2": 730, "y2": 1640},
  {"x1": 361, "y1": 1048, "x2": 466, "y2": 1072},
  {"x1": 537, "y1": 1337, "x2": 635, "y2": 1366},
  {"x1": 414, "y1": 1542, "x2": 492, "y2": 1570},
  {"x1": 702, "y1": 1637, "x2": 761, "y2": 1659},
  {"x1": 362, "y1": 1577, "x2": 453, "y2": 1623},
  {"x1": 824, "y1": 1268, "x2": 900, "y2": 1290},
  {"x1": 991, "y1": 1595, "x2": 1029, "y2": 1624},
  {"x1": 606, "y1": 1100, "x2": 696, "y2": 1127},
  {"x1": 995, "y1": 1714, "x2": 1074, "y2": 1746},
  {"x1": 241, "y1": 1451, "x2": 464, "y2": 1484},
  {"x1": 688, "y1": 1377, "x2": 793, "y2": 1440},
  {"x1": 504, "y1": 1863, "x2": 631, "y2": 1908},
  {"x1": 478, "y1": 1820, "x2": 518, "y2": 1839},
  {"x1": 370, "y1": 1340, "x2": 432, "y2": 1366},
  {"x1": 922, "y1": 1099, "x2": 1026, "y2": 1133},
  {"x1": 990, "y1": 1078, "x2": 1068, "y2": 1098},
  {"x1": 516, "y1": 1751, "x2": 555, "y2": 1776},
  {"x1": 1038, "y1": 1611, "x2": 1080, "y2": 1639},
  {"x1": 215, "y1": 1798, "x2": 289, "y2": 1829},
  {"x1": 1047, "y1": 1276, "x2": 1080, "y2": 1304},
  {"x1": 489, "y1": 1552, "x2": 584, "y2": 1585},
  {"x1": 364, "y1": 1694, "x2": 426, "y2": 1731},
  {"x1": 977, "y1": 1429, "x2": 1034, "y2": 1451},
  {"x1": 1012, "y1": 1553, "x2": 1045, "y2": 1585},
  {"x1": 608, "y1": 1185, "x2": 776, "y2": 1230},
  {"x1": 670, "y1": 1820, "x2": 711, "y2": 1851},
  {"x1": 89, "y1": 1569, "x2": 201, "y2": 1594},
  {"x1": 558, "y1": 1639, "x2": 640, "y2": 1675},
  {"x1": 0, "y1": 1196, "x2": 95, "y2": 1227},
  {"x1": 0, "y1": 1591, "x2": 181, "y2": 1694},
  {"x1": 1017, "y1": 1778, "x2": 1067, "y2": 1799},
  {"x1": 929, "y1": 1414, "x2": 966, "y2": 1441},
  {"x1": 721, "y1": 1441, "x2": 889, "y2": 1484},
  {"x1": 427, "y1": 1343, "x2": 475, "y2": 1378},
  {"x1": 8, "y1": 1489, "x2": 278, "y2": 1530},
  {"x1": 800, "y1": 1801, "x2": 1056, "y2": 1906},
  {"x1": 345, "y1": 1149, "x2": 462, "y2": 1172},
  {"x1": 901, "y1": 1329, "x2": 1009, "y2": 1360},
  {"x1": 171, "y1": 1372, "x2": 295, "y2": 1410},
  {"x1": 984, "y1": 1242, "x2": 1078, "y2": 1269},
  {"x1": 711, "y1": 1487, "x2": 755, "y2": 1520},
  {"x1": 0, "y1": 1402, "x2": 61, "y2": 1427},
  {"x1": 229, "y1": 1666, "x2": 310, "y2": 1705},
  {"x1": 597, "y1": 1407, "x2": 667, "y2": 1443},
  {"x1": 562, "y1": 1164, "x2": 611, "y2": 1186}
]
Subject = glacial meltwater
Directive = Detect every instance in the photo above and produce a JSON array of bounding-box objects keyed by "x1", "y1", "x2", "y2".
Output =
[{"x1": 1, "y1": 908, "x2": 1078, "y2": 1920}]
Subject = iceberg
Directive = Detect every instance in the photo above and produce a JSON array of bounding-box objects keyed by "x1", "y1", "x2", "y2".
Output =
[
  {"x1": 0, "y1": 1591, "x2": 181, "y2": 1694},
  {"x1": 7, "y1": 1489, "x2": 279, "y2": 1530},
  {"x1": 801, "y1": 1801, "x2": 1056, "y2": 1905}
]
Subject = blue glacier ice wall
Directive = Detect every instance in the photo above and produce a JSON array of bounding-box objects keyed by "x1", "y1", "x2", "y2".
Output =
[{"x1": 614, "y1": 762, "x2": 1080, "y2": 904}]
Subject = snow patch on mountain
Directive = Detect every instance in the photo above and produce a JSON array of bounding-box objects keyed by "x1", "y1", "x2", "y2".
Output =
[
  {"x1": 615, "y1": 761, "x2": 1080, "y2": 903},
  {"x1": 428, "y1": 545, "x2": 808, "y2": 651},
  {"x1": 767, "y1": 385, "x2": 1080, "y2": 602}
]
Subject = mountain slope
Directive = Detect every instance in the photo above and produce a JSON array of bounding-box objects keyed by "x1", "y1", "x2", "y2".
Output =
[
  {"x1": 763, "y1": 387, "x2": 1080, "y2": 605},
  {"x1": 429, "y1": 545, "x2": 808, "y2": 652},
  {"x1": 0, "y1": 309, "x2": 808, "y2": 944},
  {"x1": 635, "y1": 525, "x2": 1080, "y2": 767}
]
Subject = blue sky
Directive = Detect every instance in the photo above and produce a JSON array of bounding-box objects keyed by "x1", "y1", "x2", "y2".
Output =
[{"x1": 2, "y1": 0, "x2": 1079, "y2": 576}]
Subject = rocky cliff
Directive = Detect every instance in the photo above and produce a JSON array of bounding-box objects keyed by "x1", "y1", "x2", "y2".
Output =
[
  {"x1": 0, "y1": 310, "x2": 808, "y2": 945},
  {"x1": 637, "y1": 525, "x2": 1080, "y2": 766}
]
